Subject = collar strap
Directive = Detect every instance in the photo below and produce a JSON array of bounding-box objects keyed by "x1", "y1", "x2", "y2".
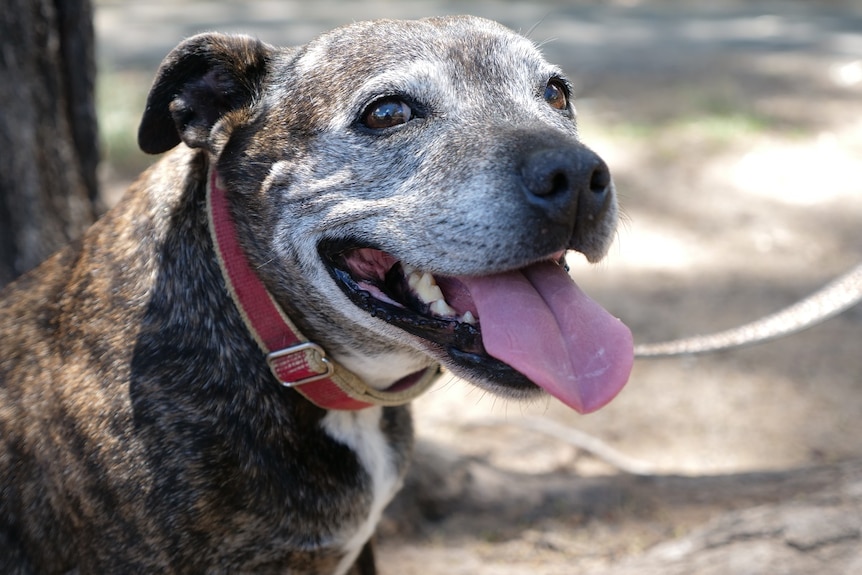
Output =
[{"x1": 206, "y1": 169, "x2": 439, "y2": 410}]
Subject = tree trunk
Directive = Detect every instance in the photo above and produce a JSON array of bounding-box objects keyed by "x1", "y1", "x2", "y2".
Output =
[{"x1": 0, "y1": 0, "x2": 99, "y2": 287}]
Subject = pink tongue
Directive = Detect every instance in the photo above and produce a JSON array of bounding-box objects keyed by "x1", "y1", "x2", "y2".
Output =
[{"x1": 460, "y1": 262, "x2": 633, "y2": 413}]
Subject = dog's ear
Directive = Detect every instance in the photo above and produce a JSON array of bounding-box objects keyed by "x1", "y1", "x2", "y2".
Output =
[{"x1": 138, "y1": 33, "x2": 272, "y2": 155}]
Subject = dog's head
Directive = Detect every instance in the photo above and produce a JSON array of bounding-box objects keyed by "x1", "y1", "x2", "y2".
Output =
[{"x1": 138, "y1": 16, "x2": 633, "y2": 413}]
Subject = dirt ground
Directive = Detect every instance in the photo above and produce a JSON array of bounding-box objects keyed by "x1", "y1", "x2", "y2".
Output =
[{"x1": 95, "y1": 1, "x2": 862, "y2": 572}]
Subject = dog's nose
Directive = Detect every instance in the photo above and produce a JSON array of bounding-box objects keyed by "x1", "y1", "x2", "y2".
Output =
[{"x1": 521, "y1": 145, "x2": 611, "y2": 226}]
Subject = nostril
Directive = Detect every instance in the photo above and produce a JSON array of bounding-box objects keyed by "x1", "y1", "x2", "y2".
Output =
[
  {"x1": 528, "y1": 168, "x2": 571, "y2": 198},
  {"x1": 589, "y1": 162, "x2": 611, "y2": 195},
  {"x1": 549, "y1": 172, "x2": 570, "y2": 197}
]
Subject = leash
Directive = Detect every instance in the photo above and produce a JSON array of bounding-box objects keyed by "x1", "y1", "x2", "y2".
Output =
[
  {"x1": 634, "y1": 262, "x2": 862, "y2": 358},
  {"x1": 207, "y1": 169, "x2": 439, "y2": 410}
]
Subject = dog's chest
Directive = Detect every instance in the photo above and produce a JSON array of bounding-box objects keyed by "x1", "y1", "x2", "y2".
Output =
[{"x1": 321, "y1": 408, "x2": 402, "y2": 575}]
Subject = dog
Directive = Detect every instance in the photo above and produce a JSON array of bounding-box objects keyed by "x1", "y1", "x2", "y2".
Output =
[{"x1": 0, "y1": 16, "x2": 633, "y2": 574}]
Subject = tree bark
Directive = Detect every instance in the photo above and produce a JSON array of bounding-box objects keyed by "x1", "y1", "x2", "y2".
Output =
[{"x1": 0, "y1": 0, "x2": 99, "y2": 287}]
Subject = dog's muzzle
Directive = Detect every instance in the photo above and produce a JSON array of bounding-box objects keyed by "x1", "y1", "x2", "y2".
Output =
[{"x1": 318, "y1": 138, "x2": 633, "y2": 414}]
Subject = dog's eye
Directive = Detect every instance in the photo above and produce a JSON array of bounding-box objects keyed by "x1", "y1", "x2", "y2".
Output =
[
  {"x1": 543, "y1": 79, "x2": 569, "y2": 111},
  {"x1": 362, "y1": 98, "x2": 414, "y2": 130}
]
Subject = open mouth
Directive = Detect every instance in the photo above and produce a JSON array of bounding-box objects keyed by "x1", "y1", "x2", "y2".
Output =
[
  {"x1": 319, "y1": 240, "x2": 534, "y2": 388},
  {"x1": 318, "y1": 240, "x2": 634, "y2": 414}
]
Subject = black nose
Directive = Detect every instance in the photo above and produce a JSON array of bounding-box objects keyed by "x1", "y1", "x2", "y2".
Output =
[{"x1": 521, "y1": 144, "x2": 612, "y2": 226}]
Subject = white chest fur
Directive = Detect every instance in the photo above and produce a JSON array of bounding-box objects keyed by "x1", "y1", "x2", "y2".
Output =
[{"x1": 321, "y1": 407, "x2": 401, "y2": 575}]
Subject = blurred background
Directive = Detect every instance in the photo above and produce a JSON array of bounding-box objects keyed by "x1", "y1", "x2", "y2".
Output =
[{"x1": 22, "y1": 0, "x2": 862, "y2": 572}]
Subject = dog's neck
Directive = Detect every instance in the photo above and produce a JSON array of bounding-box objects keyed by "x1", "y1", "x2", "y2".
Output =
[{"x1": 206, "y1": 168, "x2": 439, "y2": 410}]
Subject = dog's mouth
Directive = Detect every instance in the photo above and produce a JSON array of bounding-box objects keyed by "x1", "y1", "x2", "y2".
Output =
[{"x1": 319, "y1": 241, "x2": 633, "y2": 413}]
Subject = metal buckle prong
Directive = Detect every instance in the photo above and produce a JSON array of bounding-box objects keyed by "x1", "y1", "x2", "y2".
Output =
[{"x1": 266, "y1": 342, "x2": 335, "y2": 387}]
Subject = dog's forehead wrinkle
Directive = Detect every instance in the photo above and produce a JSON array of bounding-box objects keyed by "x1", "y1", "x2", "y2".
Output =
[
  {"x1": 356, "y1": 45, "x2": 553, "y2": 99},
  {"x1": 357, "y1": 60, "x2": 454, "y2": 104},
  {"x1": 284, "y1": 16, "x2": 559, "y2": 120}
]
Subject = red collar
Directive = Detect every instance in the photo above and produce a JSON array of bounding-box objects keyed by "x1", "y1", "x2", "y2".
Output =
[{"x1": 206, "y1": 169, "x2": 439, "y2": 410}]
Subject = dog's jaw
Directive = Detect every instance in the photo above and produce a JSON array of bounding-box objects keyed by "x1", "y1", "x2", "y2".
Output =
[{"x1": 317, "y1": 241, "x2": 632, "y2": 413}]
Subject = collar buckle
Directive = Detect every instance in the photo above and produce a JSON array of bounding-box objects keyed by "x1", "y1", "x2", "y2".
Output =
[{"x1": 267, "y1": 342, "x2": 335, "y2": 387}]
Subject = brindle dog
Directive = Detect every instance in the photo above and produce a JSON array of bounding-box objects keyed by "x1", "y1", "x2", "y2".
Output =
[{"x1": 0, "y1": 16, "x2": 633, "y2": 574}]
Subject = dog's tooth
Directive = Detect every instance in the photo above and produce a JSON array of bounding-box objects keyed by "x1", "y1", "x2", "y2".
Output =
[
  {"x1": 407, "y1": 270, "x2": 422, "y2": 290},
  {"x1": 461, "y1": 311, "x2": 477, "y2": 325},
  {"x1": 415, "y1": 273, "x2": 444, "y2": 304},
  {"x1": 430, "y1": 299, "x2": 456, "y2": 318}
]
